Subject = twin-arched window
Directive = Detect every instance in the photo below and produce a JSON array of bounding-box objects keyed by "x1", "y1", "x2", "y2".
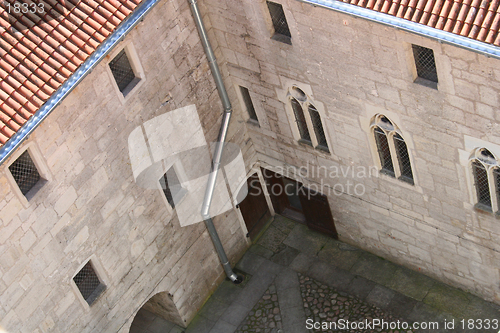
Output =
[
  {"x1": 470, "y1": 148, "x2": 500, "y2": 212},
  {"x1": 288, "y1": 86, "x2": 329, "y2": 152},
  {"x1": 370, "y1": 114, "x2": 414, "y2": 184}
]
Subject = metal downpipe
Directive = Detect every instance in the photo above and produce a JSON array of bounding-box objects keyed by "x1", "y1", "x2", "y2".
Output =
[{"x1": 189, "y1": 0, "x2": 243, "y2": 284}]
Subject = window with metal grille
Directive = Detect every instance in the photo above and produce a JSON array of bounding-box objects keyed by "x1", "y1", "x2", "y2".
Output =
[
  {"x1": 374, "y1": 126, "x2": 395, "y2": 176},
  {"x1": 412, "y1": 45, "x2": 438, "y2": 88},
  {"x1": 494, "y1": 167, "x2": 500, "y2": 211},
  {"x1": 308, "y1": 105, "x2": 328, "y2": 151},
  {"x1": 266, "y1": 1, "x2": 292, "y2": 44},
  {"x1": 9, "y1": 150, "x2": 42, "y2": 196},
  {"x1": 109, "y1": 49, "x2": 140, "y2": 95},
  {"x1": 159, "y1": 166, "x2": 186, "y2": 208},
  {"x1": 73, "y1": 261, "x2": 105, "y2": 305},
  {"x1": 472, "y1": 161, "x2": 492, "y2": 210},
  {"x1": 291, "y1": 97, "x2": 311, "y2": 144},
  {"x1": 371, "y1": 115, "x2": 414, "y2": 184},
  {"x1": 240, "y1": 86, "x2": 258, "y2": 122},
  {"x1": 394, "y1": 133, "x2": 414, "y2": 184}
]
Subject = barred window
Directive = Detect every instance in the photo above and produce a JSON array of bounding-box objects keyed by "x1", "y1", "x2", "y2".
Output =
[
  {"x1": 73, "y1": 261, "x2": 105, "y2": 305},
  {"x1": 266, "y1": 1, "x2": 291, "y2": 44},
  {"x1": 9, "y1": 150, "x2": 44, "y2": 198},
  {"x1": 371, "y1": 115, "x2": 413, "y2": 184},
  {"x1": 470, "y1": 148, "x2": 500, "y2": 213},
  {"x1": 394, "y1": 133, "x2": 414, "y2": 184},
  {"x1": 109, "y1": 49, "x2": 140, "y2": 96},
  {"x1": 374, "y1": 126, "x2": 394, "y2": 176},
  {"x1": 239, "y1": 86, "x2": 258, "y2": 122},
  {"x1": 288, "y1": 86, "x2": 330, "y2": 153},
  {"x1": 412, "y1": 45, "x2": 438, "y2": 88},
  {"x1": 308, "y1": 105, "x2": 328, "y2": 150},
  {"x1": 291, "y1": 97, "x2": 311, "y2": 144},
  {"x1": 159, "y1": 166, "x2": 186, "y2": 209}
]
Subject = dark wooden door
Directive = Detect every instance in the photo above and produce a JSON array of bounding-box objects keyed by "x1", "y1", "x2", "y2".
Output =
[
  {"x1": 298, "y1": 186, "x2": 338, "y2": 239},
  {"x1": 261, "y1": 168, "x2": 289, "y2": 215},
  {"x1": 238, "y1": 173, "x2": 271, "y2": 240}
]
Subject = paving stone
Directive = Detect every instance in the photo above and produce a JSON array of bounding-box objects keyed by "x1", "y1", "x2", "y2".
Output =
[
  {"x1": 235, "y1": 251, "x2": 266, "y2": 276},
  {"x1": 283, "y1": 224, "x2": 331, "y2": 256},
  {"x1": 184, "y1": 315, "x2": 215, "y2": 333},
  {"x1": 209, "y1": 319, "x2": 237, "y2": 333},
  {"x1": 465, "y1": 294, "x2": 500, "y2": 320},
  {"x1": 350, "y1": 252, "x2": 398, "y2": 286},
  {"x1": 270, "y1": 245, "x2": 300, "y2": 266},
  {"x1": 308, "y1": 261, "x2": 354, "y2": 291},
  {"x1": 386, "y1": 292, "x2": 419, "y2": 318},
  {"x1": 366, "y1": 284, "x2": 396, "y2": 309},
  {"x1": 422, "y1": 282, "x2": 470, "y2": 318},
  {"x1": 257, "y1": 225, "x2": 288, "y2": 253},
  {"x1": 248, "y1": 244, "x2": 274, "y2": 259},
  {"x1": 387, "y1": 266, "x2": 435, "y2": 301},
  {"x1": 212, "y1": 280, "x2": 243, "y2": 304},
  {"x1": 147, "y1": 316, "x2": 175, "y2": 333},
  {"x1": 235, "y1": 284, "x2": 283, "y2": 333},
  {"x1": 299, "y1": 274, "x2": 413, "y2": 333},
  {"x1": 197, "y1": 297, "x2": 229, "y2": 320},
  {"x1": 278, "y1": 286, "x2": 303, "y2": 310},
  {"x1": 289, "y1": 252, "x2": 317, "y2": 273},
  {"x1": 317, "y1": 240, "x2": 362, "y2": 271},
  {"x1": 345, "y1": 275, "x2": 376, "y2": 300},
  {"x1": 219, "y1": 304, "x2": 252, "y2": 327},
  {"x1": 272, "y1": 215, "x2": 296, "y2": 235},
  {"x1": 275, "y1": 269, "x2": 299, "y2": 292}
]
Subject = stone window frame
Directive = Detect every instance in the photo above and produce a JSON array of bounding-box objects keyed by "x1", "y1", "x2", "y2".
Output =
[
  {"x1": 105, "y1": 41, "x2": 145, "y2": 105},
  {"x1": 459, "y1": 136, "x2": 500, "y2": 215},
  {"x1": 3, "y1": 142, "x2": 51, "y2": 207},
  {"x1": 71, "y1": 255, "x2": 108, "y2": 309},
  {"x1": 468, "y1": 148, "x2": 500, "y2": 213},
  {"x1": 156, "y1": 160, "x2": 189, "y2": 212},
  {"x1": 369, "y1": 114, "x2": 414, "y2": 185},
  {"x1": 283, "y1": 85, "x2": 331, "y2": 154},
  {"x1": 236, "y1": 85, "x2": 259, "y2": 126},
  {"x1": 265, "y1": 0, "x2": 292, "y2": 45},
  {"x1": 411, "y1": 44, "x2": 439, "y2": 89}
]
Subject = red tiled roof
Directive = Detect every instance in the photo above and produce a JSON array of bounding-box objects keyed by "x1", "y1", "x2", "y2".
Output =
[
  {"x1": 343, "y1": 0, "x2": 500, "y2": 45},
  {"x1": 0, "y1": 0, "x2": 142, "y2": 147}
]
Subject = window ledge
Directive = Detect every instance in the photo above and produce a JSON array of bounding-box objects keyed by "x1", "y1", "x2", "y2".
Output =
[
  {"x1": 474, "y1": 203, "x2": 493, "y2": 214},
  {"x1": 315, "y1": 145, "x2": 330, "y2": 154},
  {"x1": 247, "y1": 119, "x2": 260, "y2": 127},
  {"x1": 298, "y1": 139, "x2": 313, "y2": 147},
  {"x1": 414, "y1": 77, "x2": 438, "y2": 90},
  {"x1": 271, "y1": 34, "x2": 292, "y2": 45}
]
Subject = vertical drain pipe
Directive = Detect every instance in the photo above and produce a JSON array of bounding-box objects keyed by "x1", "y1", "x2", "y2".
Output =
[{"x1": 189, "y1": 0, "x2": 243, "y2": 284}]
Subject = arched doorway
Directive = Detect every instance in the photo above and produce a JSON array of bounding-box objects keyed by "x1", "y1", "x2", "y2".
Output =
[{"x1": 129, "y1": 292, "x2": 185, "y2": 333}]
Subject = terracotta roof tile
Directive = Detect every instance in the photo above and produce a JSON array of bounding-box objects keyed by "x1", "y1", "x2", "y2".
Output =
[
  {"x1": 340, "y1": 0, "x2": 500, "y2": 45},
  {"x1": 0, "y1": 0, "x2": 141, "y2": 147}
]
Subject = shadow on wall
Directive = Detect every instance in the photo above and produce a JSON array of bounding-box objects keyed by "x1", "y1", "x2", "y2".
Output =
[{"x1": 130, "y1": 291, "x2": 185, "y2": 331}]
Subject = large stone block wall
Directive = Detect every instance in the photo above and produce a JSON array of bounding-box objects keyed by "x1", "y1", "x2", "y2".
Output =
[
  {"x1": 203, "y1": 0, "x2": 500, "y2": 303},
  {"x1": 0, "y1": 0, "x2": 253, "y2": 332}
]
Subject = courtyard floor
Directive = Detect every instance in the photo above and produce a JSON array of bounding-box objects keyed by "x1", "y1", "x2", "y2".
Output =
[{"x1": 130, "y1": 215, "x2": 500, "y2": 333}]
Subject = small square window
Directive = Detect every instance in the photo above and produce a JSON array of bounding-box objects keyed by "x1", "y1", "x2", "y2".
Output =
[
  {"x1": 73, "y1": 261, "x2": 106, "y2": 306},
  {"x1": 239, "y1": 86, "x2": 258, "y2": 123},
  {"x1": 160, "y1": 166, "x2": 186, "y2": 209},
  {"x1": 266, "y1": 1, "x2": 291, "y2": 44},
  {"x1": 412, "y1": 45, "x2": 438, "y2": 88},
  {"x1": 9, "y1": 150, "x2": 44, "y2": 198},
  {"x1": 109, "y1": 49, "x2": 140, "y2": 96}
]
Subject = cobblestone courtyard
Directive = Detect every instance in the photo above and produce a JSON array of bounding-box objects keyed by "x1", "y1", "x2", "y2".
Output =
[{"x1": 130, "y1": 216, "x2": 500, "y2": 333}]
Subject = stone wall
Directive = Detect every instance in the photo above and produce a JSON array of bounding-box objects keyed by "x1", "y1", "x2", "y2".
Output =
[
  {"x1": 202, "y1": 0, "x2": 500, "y2": 303},
  {"x1": 0, "y1": 0, "x2": 253, "y2": 332}
]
